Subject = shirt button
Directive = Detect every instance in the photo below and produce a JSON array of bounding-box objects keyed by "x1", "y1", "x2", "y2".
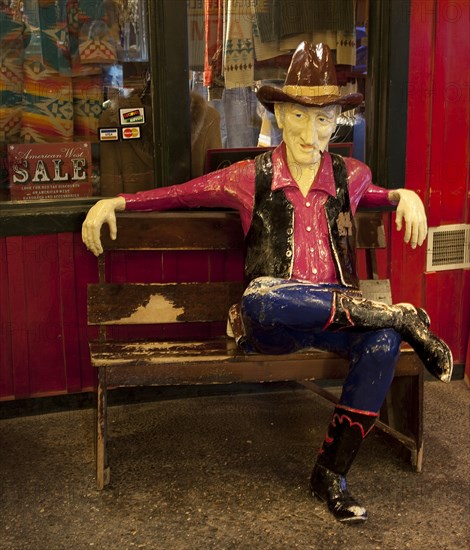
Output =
[
  {"x1": 312, "y1": 268, "x2": 318, "y2": 275},
  {"x1": 306, "y1": 226, "x2": 312, "y2": 232},
  {"x1": 310, "y1": 247, "x2": 314, "y2": 253},
  {"x1": 306, "y1": 202, "x2": 311, "y2": 207},
  {"x1": 286, "y1": 250, "x2": 292, "y2": 257}
]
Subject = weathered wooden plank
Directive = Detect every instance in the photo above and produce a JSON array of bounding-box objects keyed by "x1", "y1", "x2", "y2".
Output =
[
  {"x1": 88, "y1": 282, "x2": 244, "y2": 325},
  {"x1": 89, "y1": 339, "x2": 420, "y2": 375},
  {"x1": 104, "y1": 357, "x2": 350, "y2": 386},
  {"x1": 101, "y1": 211, "x2": 384, "y2": 252},
  {"x1": 90, "y1": 339, "x2": 340, "y2": 363},
  {"x1": 100, "y1": 212, "x2": 245, "y2": 251}
]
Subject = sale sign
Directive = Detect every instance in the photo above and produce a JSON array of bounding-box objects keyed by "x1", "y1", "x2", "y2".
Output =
[{"x1": 8, "y1": 142, "x2": 92, "y2": 200}]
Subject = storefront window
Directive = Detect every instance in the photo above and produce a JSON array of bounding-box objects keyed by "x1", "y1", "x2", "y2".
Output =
[
  {"x1": 0, "y1": 0, "x2": 152, "y2": 202},
  {"x1": 187, "y1": 0, "x2": 368, "y2": 174}
]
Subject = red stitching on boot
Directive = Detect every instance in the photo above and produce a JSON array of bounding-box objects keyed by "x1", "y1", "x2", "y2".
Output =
[
  {"x1": 331, "y1": 413, "x2": 374, "y2": 439},
  {"x1": 336, "y1": 404, "x2": 379, "y2": 417}
]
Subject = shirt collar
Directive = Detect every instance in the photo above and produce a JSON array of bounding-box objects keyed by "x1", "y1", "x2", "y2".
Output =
[{"x1": 271, "y1": 142, "x2": 337, "y2": 197}]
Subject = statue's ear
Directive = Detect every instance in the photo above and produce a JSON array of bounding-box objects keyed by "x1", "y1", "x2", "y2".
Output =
[{"x1": 274, "y1": 104, "x2": 284, "y2": 129}]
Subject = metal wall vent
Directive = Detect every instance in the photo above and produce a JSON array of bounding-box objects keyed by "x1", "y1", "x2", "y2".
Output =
[{"x1": 426, "y1": 224, "x2": 470, "y2": 272}]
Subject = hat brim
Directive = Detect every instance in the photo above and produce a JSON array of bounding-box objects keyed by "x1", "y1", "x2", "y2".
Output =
[{"x1": 256, "y1": 85, "x2": 363, "y2": 113}]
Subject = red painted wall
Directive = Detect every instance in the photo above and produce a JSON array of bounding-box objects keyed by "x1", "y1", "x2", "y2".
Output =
[
  {"x1": 389, "y1": 0, "x2": 470, "y2": 363},
  {"x1": 0, "y1": 234, "x2": 98, "y2": 399}
]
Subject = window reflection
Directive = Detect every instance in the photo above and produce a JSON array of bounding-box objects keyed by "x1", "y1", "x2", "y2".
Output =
[
  {"x1": 0, "y1": 0, "x2": 151, "y2": 201},
  {"x1": 187, "y1": 0, "x2": 368, "y2": 166}
]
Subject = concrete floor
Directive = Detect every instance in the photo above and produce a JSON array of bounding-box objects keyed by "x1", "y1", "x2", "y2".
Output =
[{"x1": 1, "y1": 380, "x2": 469, "y2": 550}]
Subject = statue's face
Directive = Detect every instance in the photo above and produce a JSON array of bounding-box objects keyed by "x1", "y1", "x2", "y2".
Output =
[{"x1": 275, "y1": 103, "x2": 338, "y2": 169}]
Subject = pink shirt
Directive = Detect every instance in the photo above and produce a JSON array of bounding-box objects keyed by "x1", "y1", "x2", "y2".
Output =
[{"x1": 122, "y1": 143, "x2": 394, "y2": 284}]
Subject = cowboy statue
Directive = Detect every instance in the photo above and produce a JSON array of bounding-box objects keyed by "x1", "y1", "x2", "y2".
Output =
[{"x1": 82, "y1": 42, "x2": 452, "y2": 523}]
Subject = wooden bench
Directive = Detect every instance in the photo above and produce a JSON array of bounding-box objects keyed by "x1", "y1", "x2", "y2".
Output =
[{"x1": 87, "y1": 211, "x2": 424, "y2": 489}]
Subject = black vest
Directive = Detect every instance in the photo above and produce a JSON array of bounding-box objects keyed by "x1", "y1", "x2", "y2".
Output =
[{"x1": 244, "y1": 150, "x2": 359, "y2": 288}]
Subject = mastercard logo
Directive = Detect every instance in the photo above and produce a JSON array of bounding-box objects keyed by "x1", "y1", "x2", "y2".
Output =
[{"x1": 122, "y1": 127, "x2": 141, "y2": 140}]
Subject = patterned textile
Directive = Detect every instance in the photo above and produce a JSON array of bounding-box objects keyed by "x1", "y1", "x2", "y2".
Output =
[
  {"x1": 0, "y1": 9, "x2": 24, "y2": 143},
  {"x1": 0, "y1": 4, "x2": 24, "y2": 191},
  {"x1": 336, "y1": 30, "x2": 356, "y2": 66},
  {"x1": 314, "y1": 30, "x2": 356, "y2": 66},
  {"x1": 73, "y1": 74, "x2": 103, "y2": 140},
  {"x1": 223, "y1": 0, "x2": 254, "y2": 89},
  {"x1": 0, "y1": 0, "x2": 122, "y2": 197},
  {"x1": 67, "y1": 0, "x2": 102, "y2": 76},
  {"x1": 188, "y1": 0, "x2": 205, "y2": 70},
  {"x1": 252, "y1": 15, "x2": 279, "y2": 62},
  {"x1": 203, "y1": 0, "x2": 224, "y2": 88},
  {"x1": 253, "y1": 0, "x2": 356, "y2": 66},
  {"x1": 1, "y1": 1, "x2": 110, "y2": 145},
  {"x1": 21, "y1": 67, "x2": 74, "y2": 142},
  {"x1": 21, "y1": 0, "x2": 74, "y2": 142},
  {"x1": 22, "y1": 0, "x2": 71, "y2": 73},
  {"x1": 255, "y1": 0, "x2": 355, "y2": 42},
  {"x1": 78, "y1": 20, "x2": 117, "y2": 64},
  {"x1": 253, "y1": 0, "x2": 356, "y2": 80},
  {"x1": 77, "y1": 0, "x2": 118, "y2": 65},
  {"x1": 253, "y1": 0, "x2": 279, "y2": 45}
]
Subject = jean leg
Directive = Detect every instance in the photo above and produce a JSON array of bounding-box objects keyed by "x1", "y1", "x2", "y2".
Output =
[
  {"x1": 240, "y1": 277, "x2": 400, "y2": 412},
  {"x1": 339, "y1": 329, "x2": 401, "y2": 412},
  {"x1": 241, "y1": 278, "x2": 334, "y2": 330},
  {"x1": 299, "y1": 329, "x2": 400, "y2": 413}
]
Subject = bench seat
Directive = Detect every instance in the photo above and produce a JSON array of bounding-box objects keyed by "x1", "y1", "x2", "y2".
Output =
[{"x1": 90, "y1": 338, "x2": 420, "y2": 386}]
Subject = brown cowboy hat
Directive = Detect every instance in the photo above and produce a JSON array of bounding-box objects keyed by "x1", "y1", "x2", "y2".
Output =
[{"x1": 257, "y1": 41, "x2": 363, "y2": 113}]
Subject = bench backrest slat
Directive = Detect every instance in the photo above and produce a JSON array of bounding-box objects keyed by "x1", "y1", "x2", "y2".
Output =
[
  {"x1": 88, "y1": 281, "x2": 244, "y2": 325},
  {"x1": 100, "y1": 212, "x2": 245, "y2": 251},
  {"x1": 99, "y1": 211, "x2": 385, "y2": 251}
]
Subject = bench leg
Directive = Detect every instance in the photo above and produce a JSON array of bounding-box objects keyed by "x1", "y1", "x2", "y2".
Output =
[
  {"x1": 96, "y1": 367, "x2": 110, "y2": 489},
  {"x1": 378, "y1": 367, "x2": 424, "y2": 472}
]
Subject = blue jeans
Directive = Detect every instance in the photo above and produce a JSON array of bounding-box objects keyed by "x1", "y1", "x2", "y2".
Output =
[{"x1": 241, "y1": 278, "x2": 401, "y2": 413}]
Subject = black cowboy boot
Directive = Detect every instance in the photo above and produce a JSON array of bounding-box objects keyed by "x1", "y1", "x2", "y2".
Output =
[
  {"x1": 310, "y1": 405, "x2": 377, "y2": 523},
  {"x1": 327, "y1": 293, "x2": 453, "y2": 383}
]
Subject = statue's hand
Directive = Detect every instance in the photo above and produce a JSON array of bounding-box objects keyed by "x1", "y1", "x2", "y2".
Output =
[
  {"x1": 81, "y1": 197, "x2": 126, "y2": 256},
  {"x1": 389, "y1": 189, "x2": 427, "y2": 248}
]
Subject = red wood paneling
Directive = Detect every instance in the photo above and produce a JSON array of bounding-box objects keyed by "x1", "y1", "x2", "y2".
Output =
[
  {"x1": 58, "y1": 233, "x2": 82, "y2": 393},
  {"x1": 0, "y1": 238, "x2": 14, "y2": 398},
  {"x1": 392, "y1": 0, "x2": 470, "y2": 364},
  {"x1": 390, "y1": 0, "x2": 436, "y2": 306},
  {"x1": 21, "y1": 234, "x2": 66, "y2": 395},
  {"x1": 465, "y1": 332, "x2": 470, "y2": 386},
  {"x1": 428, "y1": 0, "x2": 469, "y2": 226},
  {"x1": 0, "y1": 234, "x2": 97, "y2": 400},
  {"x1": 425, "y1": 270, "x2": 467, "y2": 363},
  {"x1": 6, "y1": 237, "x2": 31, "y2": 398}
]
